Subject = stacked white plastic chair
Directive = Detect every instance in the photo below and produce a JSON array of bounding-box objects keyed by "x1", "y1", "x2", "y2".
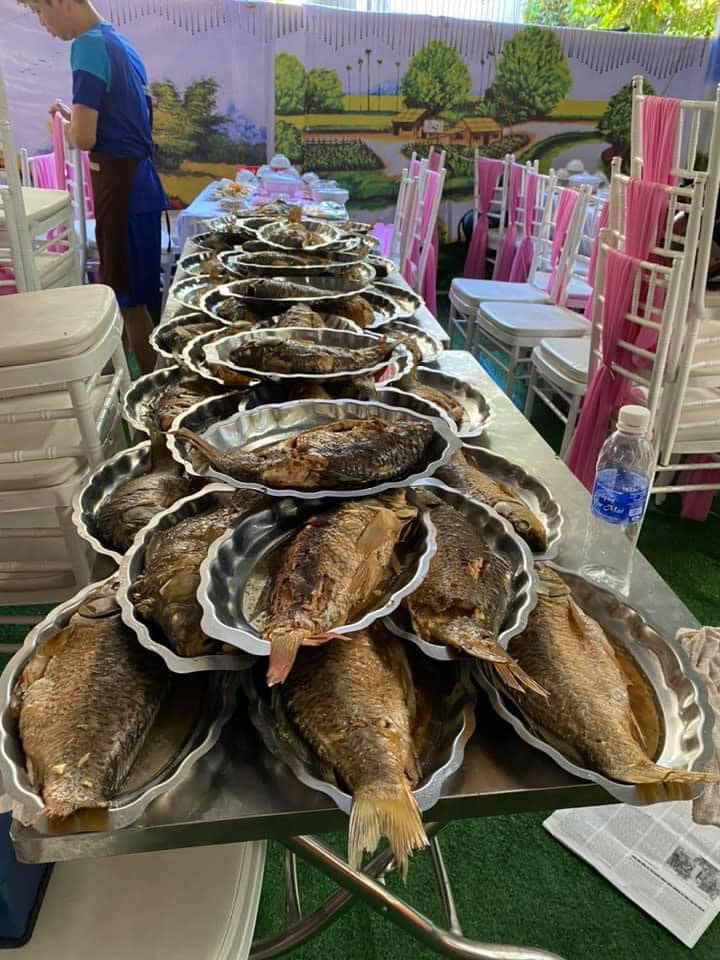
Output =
[
  {"x1": 0, "y1": 67, "x2": 81, "y2": 292},
  {"x1": 400, "y1": 158, "x2": 446, "y2": 298},
  {"x1": 0, "y1": 286, "x2": 130, "y2": 623},
  {"x1": 468, "y1": 182, "x2": 593, "y2": 398}
]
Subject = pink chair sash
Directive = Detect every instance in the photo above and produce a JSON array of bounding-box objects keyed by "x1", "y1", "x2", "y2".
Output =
[
  {"x1": 509, "y1": 171, "x2": 538, "y2": 283},
  {"x1": 494, "y1": 163, "x2": 523, "y2": 281},
  {"x1": 372, "y1": 222, "x2": 394, "y2": 258},
  {"x1": 29, "y1": 153, "x2": 58, "y2": 188},
  {"x1": 402, "y1": 169, "x2": 443, "y2": 315},
  {"x1": 567, "y1": 249, "x2": 639, "y2": 489},
  {"x1": 428, "y1": 151, "x2": 444, "y2": 172},
  {"x1": 52, "y1": 112, "x2": 66, "y2": 192},
  {"x1": 545, "y1": 187, "x2": 578, "y2": 297},
  {"x1": 641, "y1": 96, "x2": 680, "y2": 185},
  {"x1": 679, "y1": 457, "x2": 720, "y2": 519},
  {"x1": 624, "y1": 178, "x2": 670, "y2": 258},
  {"x1": 584, "y1": 202, "x2": 610, "y2": 319},
  {"x1": 463, "y1": 157, "x2": 503, "y2": 279}
]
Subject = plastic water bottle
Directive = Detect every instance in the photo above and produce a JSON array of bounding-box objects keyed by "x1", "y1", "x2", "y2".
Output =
[{"x1": 581, "y1": 405, "x2": 654, "y2": 595}]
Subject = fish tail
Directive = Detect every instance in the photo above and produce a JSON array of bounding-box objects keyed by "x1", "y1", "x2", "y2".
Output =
[
  {"x1": 266, "y1": 630, "x2": 307, "y2": 686},
  {"x1": 349, "y1": 780, "x2": 427, "y2": 880},
  {"x1": 620, "y1": 762, "x2": 720, "y2": 786},
  {"x1": 441, "y1": 619, "x2": 549, "y2": 697},
  {"x1": 493, "y1": 660, "x2": 549, "y2": 699},
  {"x1": 172, "y1": 428, "x2": 218, "y2": 466}
]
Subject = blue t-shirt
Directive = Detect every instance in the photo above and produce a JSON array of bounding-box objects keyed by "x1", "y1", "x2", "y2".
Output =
[{"x1": 71, "y1": 22, "x2": 166, "y2": 214}]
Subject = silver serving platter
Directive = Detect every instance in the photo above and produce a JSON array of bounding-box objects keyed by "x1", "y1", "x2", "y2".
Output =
[
  {"x1": 384, "y1": 482, "x2": 537, "y2": 661},
  {"x1": 170, "y1": 391, "x2": 250, "y2": 441},
  {"x1": 214, "y1": 268, "x2": 375, "y2": 305},
  {"x1": 476, "y1": 565, "x2": 716, "y2": 805},
  {"x1": 412, "y1": 366, "x2": 493, "y2": 439},
  {"x1": 118, "y1": 485, "x2": 257, "y2": 673},
  {"x1": 150, "y1": 312, "x2": 225, "y2": 363},
  {"x1": 382, "y1": 321, "x2": 442, "y2": 364},
  {"x1": 182, "y1": 329, "x2": 259, "y2": 389},
  {"x1": 262, "y1": 312, "x2": 362, "y2": 334},
  {"x1": 374, "y1": 386, "x2": 456, "y2": 433},
  {"x1": 373, "y1": 282, "x2": 423, "y2": 319},
  {"x1": 455, "y1": 444, "x2": 563, "y2": 560},
  {"x1": 0, "y1": 577, "x2": 238, "y2": 831},
  {"x1": 195, "y1": 288, "x2": 261, "y2": 326},
  {"x1": 121, "y1": 364, "x2": 184, "y2": 435},
  {"x1": 199, "y1": 494, "x2": 437, "y2": 656},
  {"x1": 217, "y1": 249, "x2": 373, "y2": 279},
  {"x1": 72, "y1": 440, "x2": 154, "y2": 564},
  {"x1": 208, "y1": 215, "x2": 274, "y2": 236},
  {"x1": 168, "y1": 398, "x2": 460, "y2": 499},
  {"x1": 367, "y1": 254, "x2": 396, "y2": 279},
  {"x1": 257, "y1": 218, "x2": 341, "y2": 252},
  {"x1": 176, "y1": 250, "x2": 215, "y2": 277},
  {"x1": 335, "y1": 219, "x2": 373, "y2": 235},
  {"x1": 244, "y1": 658, "x2": 477, "y2": 815},
  {"x1": 205, "y1": 327, "x2": 404, "y2": 383},
  {"x1": 172, "y1": 276, "x2": 223, "y2": 311},
  {"x1": 358, "y1": 289, "x2": 406, "y2": 327}
]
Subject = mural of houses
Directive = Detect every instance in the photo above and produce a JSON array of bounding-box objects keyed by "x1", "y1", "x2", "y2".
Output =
[
  {"x1": 460, "y1": 116, "x2": 501, "y2": 146},
  {"x1": 391, "y1": 108, "x2": 431, "y2": 137}
]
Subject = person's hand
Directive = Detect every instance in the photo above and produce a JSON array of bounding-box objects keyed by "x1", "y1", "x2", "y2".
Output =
[{"x1": 48, "y1": 99, "x2": 71, "y2": 121}]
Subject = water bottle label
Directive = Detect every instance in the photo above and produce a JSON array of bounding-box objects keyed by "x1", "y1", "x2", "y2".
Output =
[{"x1": 591, "y1": 468, "x2": 649, "y2": 526}]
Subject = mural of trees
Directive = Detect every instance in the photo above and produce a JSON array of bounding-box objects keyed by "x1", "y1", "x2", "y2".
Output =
[
  {"x1": 401, "y1": 41, "x2": 472, "y2": 117},
  {"x1": 598, "y1": 78, "x2": 656, "y2": 157},
  {"x1": 275, "y1": 52, "x2": 306, "y2": 115},
  {"x1": 305, "y1": 68, "x2": 345, "y2": 113},
  {"x1": 275, "y1": 119, "x2": 303, "y2": 163},
  {"x1": 485, "y1": 27, "x2": 572, "y2": 127}
]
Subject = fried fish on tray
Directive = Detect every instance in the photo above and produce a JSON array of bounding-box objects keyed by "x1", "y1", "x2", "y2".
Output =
[
  {"x1": 402, "y1": 492, "x2": 545, "y2": 695},
  {"x1": 148, "y1": 377, "x2": 231, "y2": 432},
  {"x1": 214, "y1": 299, "x2": 260, "y2": 326},
  {"x1": 397, "y1": 370, "x2": 464, "y2": 427},
  {"x1": 274, "y1": 623, "x2": 427, "y2": 874},
  {"x1": 322, "y1": 296, "x2": 376, "y2": 328},
  {"x1": 263, "y1": 490, "x2": 417, "y2": 684},
  {"x1": 174, "y1": 416, "x2": 433, "y2": 490},
  {"x1": 129, "y1": 491, "x2": 269, "y2": 657},
  {"x1": 258, "y1": 304, "x2": 332, "y2": 330},
  {"x1": 227, "y1": 335, "x2": 394, "y2": 376},
  {"x1": 96, "y1": 439, "x2": 196, "y2": 553},
  {"x1": 436, "y1": 451, "x2": 548, "y2": 552},
  {"x1": 11, "y1": 581, "x2": 167, "y2": 824},
  {"x1": 505, "y1": 565, "x2": 718, "y2": 785}
]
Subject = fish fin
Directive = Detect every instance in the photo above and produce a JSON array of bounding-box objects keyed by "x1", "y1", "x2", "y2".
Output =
[
  {"x1": 493, "y1": 660, "x2": 549, "y2": 699},
  {"x1": 266, "y1": 628, "x2": 324, "y2": 686},
  {"x1": 302, "y1": 632, "x2": 340, "y2": 647},
  {"x1": 171, "y1": 428, "x2": 217, "y2": 469},
  {"x1": 617, "y1": 762, "x2": 720, "y2": 786},
  {"x1": 348, "y1": 780, "x2": 427, "y2": 880}
]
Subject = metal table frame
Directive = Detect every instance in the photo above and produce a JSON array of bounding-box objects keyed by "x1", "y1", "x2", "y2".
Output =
[{"x1": 11, "y1": 279, "x2": 699, "y2": 960}]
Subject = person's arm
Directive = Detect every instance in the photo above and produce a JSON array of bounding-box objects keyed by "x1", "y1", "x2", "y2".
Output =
[
  {"x1": 66, "y1": 105, "x2": 98, "y2": 152},
  {"x1": 70, "y1": 32, "x2": 109, "y2": 152}
]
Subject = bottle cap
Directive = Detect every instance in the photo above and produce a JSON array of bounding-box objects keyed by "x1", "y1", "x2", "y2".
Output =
[{"x1": 618, "y1": 404, "x2": 650, "y2": 435}]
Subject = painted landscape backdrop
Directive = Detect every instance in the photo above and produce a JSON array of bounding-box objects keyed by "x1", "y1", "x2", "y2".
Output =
[{"x1": 0, "y1": 0, "x2": 713, "y2": 237}]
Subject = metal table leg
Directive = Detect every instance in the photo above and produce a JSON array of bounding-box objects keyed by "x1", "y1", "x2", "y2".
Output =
[
  {"x1": 283, "y1": 850, "x2": 302, "y2": 925},
  {"x1": 429, "y1": 836, "x2": 463, "y2": 937}
]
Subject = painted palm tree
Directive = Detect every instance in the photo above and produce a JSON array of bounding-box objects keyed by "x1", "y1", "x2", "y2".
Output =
[
  {"x1": 365, "y1": 48, "x2": 372, "y2": 113},
  {"x1": 395, "y1": 60, "x2": 401, "y2": 113},
  {"x1": 376, "y1": 59, "x2": 383, "y2": 112},
  {"x1": 345, "y1": 64, "x2": 352, "y2": 100},
  {"x1": 357, "y1": 57, "x2": 364, "y2": 111}
]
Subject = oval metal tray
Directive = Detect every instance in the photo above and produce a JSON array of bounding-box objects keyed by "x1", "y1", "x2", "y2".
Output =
[
  {"x1": 412, "y1": 366, "x2": 493, "y2": 439},
  {"x1": 455, "y1": 444, "x2": 563, "y2": 560},
  {"x1": 215, "y1": 268, "x2": 375, "y2": 304},
  {"x1": 182, "y1": 329, "x2": 259, "y2": 389},
  {"x1": 172, "y1": 276, "x2": 222, "y2": 311},
  {"x1": 150, "y1": 312, "x2": 225, "y2": 364},
  {"x1": 205, "y1": 327, "x2": 403, "y2": 383},
  {"x1": 118, "y1": 485, "x2": 258, "y2": 673},
  {"x1": 176, "y1": 250, "x2": 215, "y2": 277},
  {"x1": 0, "y1": 576, "x2": 238, "y2": 830},
  {"x1": 257, "y1": 218, "x2": 341, "y2": 252},
  {"x1": 121, "y1": 364, "x2": 185, "y2": 435},
  {"x1": 168, "y1": 398, "x2": 460, "y2": 499},
  {"x1": 382, "y1": 321, "x2": 442, "y2": 364},
  {"x1": 195, "y1": 287, "x2": 262, "y2": 326},
  {"x1": 374, "y1": 386, "x2": 456, "y2": 433},
  {"x1": 384, "y1": 482, "x2": 537, "y2": 660},
  {"x1": 199, "y1": 494, "x2": 436, "y2": 656},
  {"x1": 372, "y1": 282, "x2": 422, "y2": 319},
  {"x1": 244, "y1": 655, "x2": 476, "y2": 815},
  {"x1": 356, "y1": 289, "x2": 405, "y2": 327},
  {"x1": 366, "y1": 255, "x2": 395, "y2": 279},
  {"x1": 217, "y1": 249, "x2": 372, "y2": 279},
  {"x1": 475, "y1": 565, "x2": 716, "y2": 805}
]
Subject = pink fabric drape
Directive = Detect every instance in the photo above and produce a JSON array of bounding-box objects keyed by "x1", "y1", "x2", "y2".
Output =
[
  {"x1": 29, "y1": 153, "x2": 59, "y2": 188},
  {"x1": 372, "y1": 222, "x2": 393, "y2": 257},
  {"x1": 641, "y1": 96, "x2": 680, "y2": 185},
  {"x1": 680, "y1": 457, "x2": 720, "y2": 519},
  {"x1": 52, "y1": 112, "x2": 66, "y2": 191},
  {"x1": 463, "y1": 157, "x2": 503, "y2": 279},
  {"x1": 545, "y1": 187, "x2": 578, "y2": 297},
  {"x1": 428, "y1": 151, "x2": 444, "y2": 172},
  {"x1": 493, "y1": 162, "x2": 523, "y2": 281},
  {"x1": 567, "y1": 249, "x2": 639, "y2": 489},
  {"x1": 509, "y1": 171, "x2": 538, "y2": 283},
  {"x1": 584, "y1": 202, "x2": 610, "y2": 319},
  {"x1": 624, "y1": 178, "x2": 670, "y2": 258},
  {"x1": 402, "y1": 169, "x2": 443, "y2": 315}
]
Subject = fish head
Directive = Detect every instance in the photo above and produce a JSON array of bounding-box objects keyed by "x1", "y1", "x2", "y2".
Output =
[{"x1": 493, "y1": 500, "x2": 548, "y2": 553}]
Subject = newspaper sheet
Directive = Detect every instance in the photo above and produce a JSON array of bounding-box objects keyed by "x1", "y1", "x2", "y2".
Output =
[{"x1": 544, "y1": 802, "x2": 720, "y2": 948}]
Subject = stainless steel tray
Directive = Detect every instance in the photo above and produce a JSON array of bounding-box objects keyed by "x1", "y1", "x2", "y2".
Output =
[
  {"x1": 150, "y1": 312, "x2": 225, "y2": 364},
  {"x1": 412, "y1": 366, "x2": 493, "y2": 439},
  {"x1": 121, "y1": 364, "x2": 184, "y2": 435},
  {"x1": 373, "y1": 386, "x2": 457, "y2": 433},
  {"x1": 243, "y1": 656, "x2": 477, "y2": 815},
  {"x1": 168, "y1": 398, "x2": 460, "y2": 498},
  {"x1": 0, "y1": 577, "x2": 238, "y2": 831},
  {"x1": 382, "y1": 321, "x2": 442, "y2": 364},
  {"x1": 372, "y1": 282, "x2": 422, "y2": 319},
  {"x1": 181, "y1": 329, "x2": 259, "y2": 389},
  {"x1": 118, "y1": 485, "x2": 257, "y2": 673},
  {"x1": 215, "y1": 269, "x2": 375, "y2": 304},
  {"x1": 475, "y1": 565, "x2": 716, "y2": 805},
  {"x1": 358, "y1": 289, "x2": 405, "y2": 327},
  {"x1": 261, "y1": 311, "x2": 362, "y2": 334},
  {"x1": 367, "y1": 255, "x2": 396, "y2": 279},
  {"x1": 176, "y1": 250, "x2": 215, "y2": 276},
  {"x1": 72, "y1": 440, "x2": 154, "y2": 564},
  {"x1": 205, "y1": 327, "x2": 405, "y2": 383},
  {"x1": 458, "y1": 443, "x2": 563, "y2": 560},
  {"x1": 384, "y1": 482, "x2": 537, "y2": 661},
  {"x1": 172, "y1": 276, "x2": 222, "y2": 310},
  {"x1": 257, "y1": 218, "x2": 341, "y2": 252},
  {"x1": 195, "y1": 287, "x2": 261, "y2": 326},
  {"x1": 217, "y1": 249, "x2": 373, "y2": 279},
  {"x1": 199, "y1": 494, "x2": 437, "y2": 656},
  {"x1": 169, "y1": 391, "x2": 250, "y2": 440}
]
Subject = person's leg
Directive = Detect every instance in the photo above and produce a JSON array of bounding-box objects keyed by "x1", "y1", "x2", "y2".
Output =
[{"x1": 121, "y1": 304, "x2": 155, "y2": 373}]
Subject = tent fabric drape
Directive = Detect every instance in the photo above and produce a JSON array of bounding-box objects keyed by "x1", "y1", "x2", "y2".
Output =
[{"x1": 463, "y1": 157, "x2": 503, "y2": 280}]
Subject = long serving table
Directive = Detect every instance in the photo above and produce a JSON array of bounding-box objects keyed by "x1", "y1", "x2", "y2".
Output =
[{"x1": 10, "y1": 274, "x2": 699, "y2": 960}]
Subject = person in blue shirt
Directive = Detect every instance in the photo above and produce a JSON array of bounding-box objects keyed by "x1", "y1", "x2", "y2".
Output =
[{"x1": 22, "y1": 0, "x2": 167, "y2": 373}]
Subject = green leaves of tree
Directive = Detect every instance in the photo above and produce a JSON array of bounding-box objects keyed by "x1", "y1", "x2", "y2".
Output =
[{"x1": 400, "y1": 41, "x2": 472, "y2": 116}]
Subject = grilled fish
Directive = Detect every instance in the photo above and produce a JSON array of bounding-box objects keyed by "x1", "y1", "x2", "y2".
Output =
[
  {"x1": 275, "y1": 624, "x2": 427, "y2": 873},
  {"x1": 11, "y1": 581, "x2": 167, "y2": 822},
  {"x1": 148, "y1": 377, "x2": 230, "y2": 432},
  {"x1": 507, "y1": 566, "x2": 718, "y2": 784},
  {"x1": 404, "y1": 494, "x2": 544, "y2": 695},
  {"x1": 167, "y1": 320, "x2": 225, "y2": 355},
  {"x1": 215, "y1": 299, "x2": 260, "y2": 326},
  {"x1": 96, "y1": 440, "x2": 195, "y2": 553},
  {"x1": 129, "y1": 491, "x2": 268, "y2": 656},
  {"x1": 328, "y1": 296, "x2": 376, "y2": 329},
  {"x1": 436, "y1": 451, "x2": 548, "y2": 552},
  {"x1": 263, "y1": 304, "x2": 335, "y2": 330},
  {"x1": 398, "y1": 371, "x2": 464, "y2": 427},
  {"x1": 229, "y1": 335, "x2": 393, "y2": 376},
  {"x1": 174, "y1": 417, "x2": 433, "y2": 490},
  {"x1": 265, "y1": 491, "x2": 417, "y2": 684}
]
